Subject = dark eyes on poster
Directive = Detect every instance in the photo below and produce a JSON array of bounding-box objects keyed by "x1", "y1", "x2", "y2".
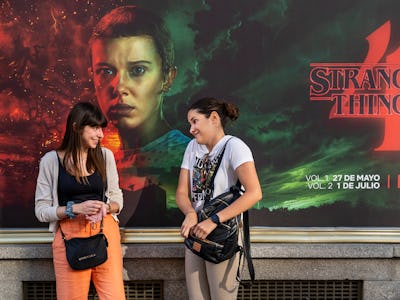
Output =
[{"x1": 1, "y1": 0, "x2": 400, "y2": 242}]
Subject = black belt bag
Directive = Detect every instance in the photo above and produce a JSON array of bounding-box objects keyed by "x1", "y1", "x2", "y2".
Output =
[{"x1": 185, "y1": 185, "x2": 242, "y2": 264}]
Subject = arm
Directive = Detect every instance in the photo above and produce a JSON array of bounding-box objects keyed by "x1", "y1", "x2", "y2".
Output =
[
  {"x1": 176, "y1": 168, "x2": 197, "y2": 238},
  {"x1": 35, "y1": 152, "x2": 60, "y2": 223},
  {"x1": 103, "y1": 148, "x2": 123, "y2": 214},
  {"x1": 216, "y1": 161, "x2": 262, "y2": 222},
  {"x1": 192, "y1": 161, "x2": 262, "y2": 240}
]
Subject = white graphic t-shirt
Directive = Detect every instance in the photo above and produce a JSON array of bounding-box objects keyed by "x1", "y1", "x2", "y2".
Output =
[{"x1": 181, "y1": 135, "x2": 254, "y2": 211}]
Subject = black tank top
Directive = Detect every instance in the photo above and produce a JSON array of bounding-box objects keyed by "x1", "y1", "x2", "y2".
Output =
[{"x1": 57, "y1": 155, "x2": 105, "y2": 206}]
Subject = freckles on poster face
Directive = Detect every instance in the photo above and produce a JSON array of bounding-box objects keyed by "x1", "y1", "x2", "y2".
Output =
[{"x1": 90, "y1": 36, "x2": 165, "y2": 131}]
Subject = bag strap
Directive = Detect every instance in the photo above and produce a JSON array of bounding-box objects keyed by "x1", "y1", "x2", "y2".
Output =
[
  {"x1": 204, "y1": 137, "x2": 232, "y2": 203},
  {"x1": 241, "y1": 210, "x2": 255, "y2": 285},
  {"x1": 205, "y1": 137, "x2": 255, "y2": 283},
  {"x1": 233, "y1": 179, "x2": 254, "y2": 285},
  {"x1": 102, "y1": 148, "x2": 108, "y2": 196}
]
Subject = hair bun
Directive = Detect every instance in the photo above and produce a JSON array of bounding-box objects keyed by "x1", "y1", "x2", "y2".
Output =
[{"x1": 223, "y1": 101, "x2": 239, "y2": 121}]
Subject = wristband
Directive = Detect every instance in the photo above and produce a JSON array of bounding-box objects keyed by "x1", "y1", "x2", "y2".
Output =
[
  {"x1": 210, "y1": 214, "x2": 221, "y2": 225},
  {"x1": 65, "y1": 201, "x2": 76, "y2": 219}
]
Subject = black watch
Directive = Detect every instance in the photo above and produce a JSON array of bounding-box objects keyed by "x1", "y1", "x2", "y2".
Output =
[{"x1": 210, "y1": 214, "x2": 221, "y2": 225}]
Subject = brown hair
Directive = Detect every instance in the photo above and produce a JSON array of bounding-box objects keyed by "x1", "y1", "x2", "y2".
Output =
[
  {"x1": 188, "y1": 97, "x2": 239, "y2": 128},
  {"x1": 58, "y1": 102, "x2": 107, "y2": 183}
]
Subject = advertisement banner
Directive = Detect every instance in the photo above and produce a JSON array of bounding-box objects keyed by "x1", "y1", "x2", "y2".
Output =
[{"x1": 1, "y1": 0, "x2": 400, "y2": 229}]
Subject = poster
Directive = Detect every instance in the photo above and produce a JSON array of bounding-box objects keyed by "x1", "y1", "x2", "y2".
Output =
[{"x1": 1, "y1": 0, "x2": 400, "y2": 229}]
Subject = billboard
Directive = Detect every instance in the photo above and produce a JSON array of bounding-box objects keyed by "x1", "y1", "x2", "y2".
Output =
[{"x1": 1, "y1": 0, "x2": 400, "y2": 231}]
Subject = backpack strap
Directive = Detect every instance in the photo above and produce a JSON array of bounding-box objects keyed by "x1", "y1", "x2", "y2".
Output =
[
  {"x1": 205, "y1": 137, "x2": 256, "y2": 284},
  {"x1": 204, "y1": 137, "x2": 233, "y2": 203},
  {"x1": 234, "y1": 179, "x2": 255, "y2": 285},
  {"x1": 241, "y1": 210, "x2": 255, "y2": 284}
]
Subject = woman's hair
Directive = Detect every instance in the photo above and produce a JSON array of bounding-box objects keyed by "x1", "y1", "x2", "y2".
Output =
[
  {"x1": 58, "y1": 102, "x2": 108, "y2": 183},
  {"x1": 188, "y1": 97, "x2": 239, "y2": 128},
  {"x1": 89, "y1": 5, "x2": 174, "y2": 76}
]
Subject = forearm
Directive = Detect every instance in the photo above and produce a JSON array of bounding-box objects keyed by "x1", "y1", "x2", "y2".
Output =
[
  {"x1": 216, "y1": 161, "x2": 262, "y2": 222},
  {"x1": 56, "y1": 205, "x2": 68, "y2": 219},
  {"x1": 106, "y1": 201, "x2": 120, "y2": 214},
  {"x1": 217, "y1": 191, "x2": 261, "y2": 222},
  {"x1": 106, "y1": 180, "x2": 123, "y2": 214},
  {"x1": 176, "y1": 193, "x2": 195, "y2": 215},
  {"x1": 175, "y1": 168, "x2": 194, "y2": 215},
  {"x1": 176, "y1": 192, "x2": 198, "y2": 238},
  {"x1": 35, "y1": 200, "x2": 60, "y2": 223},
  {"x1": 56, "y1": 200, "x2": 108, "y2": 219},
  {"x1": 104, "y1": 148, "x2": 123, "y2": 213}
]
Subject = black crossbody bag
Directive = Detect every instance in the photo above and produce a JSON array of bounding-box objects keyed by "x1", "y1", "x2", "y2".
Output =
[
  {"x1": 60, "y1": 220, "x2": 108, "y2": 270},
  {"x1": 184, "y1": 139, "x2": 255, "y2": 283}
]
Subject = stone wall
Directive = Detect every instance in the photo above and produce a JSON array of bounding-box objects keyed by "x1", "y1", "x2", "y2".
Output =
[{"x1": 1, "y1": 243, "x2": 400, "y2": 299}]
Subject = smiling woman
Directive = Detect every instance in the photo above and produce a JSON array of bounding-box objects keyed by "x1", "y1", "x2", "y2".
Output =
[
  {"x1": 176, "y1": 97, "x2": 262, "y2": 299},
  {"x1": 89, "y1": 5, "x2": 190, "y2": 227},
  {"x1": 34, "y1": 102, "x2": 125, "y2": 299},
  {"x1": 80, "y1": 125, "x2": 104, "y2": 152}
]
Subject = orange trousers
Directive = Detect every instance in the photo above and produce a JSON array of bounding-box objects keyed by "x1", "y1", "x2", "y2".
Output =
[{"x1": 52, "y1": 214, "x2": 125, "y2": 300}]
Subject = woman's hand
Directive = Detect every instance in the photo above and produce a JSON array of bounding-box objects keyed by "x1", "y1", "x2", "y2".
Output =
[
  {"x1": 191, "y1": 218, "x2": 217, "y2": 240},
  {"x1": 73, "y1": 200, "x2": 104, "y2": 216},
  {"x1": 85, "y1": 203, "x2": 107, "y2": 223},
  {"x1": 180, "y1": 212, "x2": 198, "y2": 238}
]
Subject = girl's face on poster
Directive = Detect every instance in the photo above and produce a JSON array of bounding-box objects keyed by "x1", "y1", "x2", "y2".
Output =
[{"x1": 91, "y1": 36, "x2": 166, "y2": 132}]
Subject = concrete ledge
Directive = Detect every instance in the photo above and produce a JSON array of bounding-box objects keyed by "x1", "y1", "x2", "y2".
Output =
[
  {"x1": 251, "y1": 243, "x2": 400, "y2": 258},
  {"x1": 1, "y1": 243, "x2": 400, "y2": 299},
  {"x1": 3, "y1": 227, "x2": 400, "y2": 244},
  {"x1": 364, "y1": 281, "x2": 400, "y2": 300},
  {"x1": 1, "y1": 243, "x2": 400, "y2": 259}
]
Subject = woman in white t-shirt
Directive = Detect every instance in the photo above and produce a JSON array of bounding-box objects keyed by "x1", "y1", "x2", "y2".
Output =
[{"x1": 176, "y1": 97, "x2": 262, "y2": 300}]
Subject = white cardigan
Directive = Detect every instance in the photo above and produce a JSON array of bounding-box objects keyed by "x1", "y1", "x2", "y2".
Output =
[{"x1": 34, "y1": 147, "x2": 123, "y2": 233}]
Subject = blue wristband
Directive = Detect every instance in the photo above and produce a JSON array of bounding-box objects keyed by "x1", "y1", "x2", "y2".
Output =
[
  {"x1": 65, "y1": 201, "x2": 76, "y2": 219},
  {"x1": 210, "y1": 214, "x2": 221, "y2": 225}
]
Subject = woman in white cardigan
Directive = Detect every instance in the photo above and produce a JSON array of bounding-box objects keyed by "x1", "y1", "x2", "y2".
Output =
[{"x1": 35, "y1": 102, "x2": 125, "y2": 300}]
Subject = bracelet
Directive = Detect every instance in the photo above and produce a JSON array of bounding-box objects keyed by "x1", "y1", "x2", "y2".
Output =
[
  {"x1": 210, "y1": 214, "x2": 221, "y2": 225},
  {"x1": 65, "y1": 201, "x2": 76, "y2": 219}
]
